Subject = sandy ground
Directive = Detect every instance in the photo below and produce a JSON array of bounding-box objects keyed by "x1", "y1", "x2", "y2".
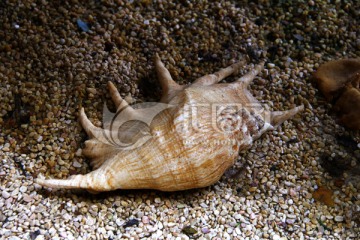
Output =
[{"x1": 0, "y1": 0, "x2": 359, "y2": 239}]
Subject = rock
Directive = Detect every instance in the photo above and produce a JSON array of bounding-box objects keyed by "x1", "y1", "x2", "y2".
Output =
[
  {"x1": 142, "y1": 216, "x2": 149, "y2": 224},
  {"x1": 313, "y1": 58, "x2": 360, "y2": 129},
  {"x1": 334, "y1": 216, "x2": 344, "y2": 222},
  {"x1": 2, "y1": 190, "x2": 10, "y2": 199},
  {"x1": 19, "y1": 186, "x2": 27, "y2": 193}
]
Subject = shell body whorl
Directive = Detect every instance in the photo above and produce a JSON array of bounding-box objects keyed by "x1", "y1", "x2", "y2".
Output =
[{"x1": 35, "y1": 55, "x2": 303, "y2": 192}]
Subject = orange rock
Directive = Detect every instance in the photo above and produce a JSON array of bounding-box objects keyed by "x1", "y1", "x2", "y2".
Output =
[
  {"x1": 314, "y1": 59, "x2": 360, "y2": 130},
  {"x1": 313, "y1": 59, "x2": 360, "y2": 101},
  {"x1": 334, "y1": 86, "x2": 360, "y2": 129},
  {"x1": 312, "y1": 186, "x2": 335, "y2": 207}
]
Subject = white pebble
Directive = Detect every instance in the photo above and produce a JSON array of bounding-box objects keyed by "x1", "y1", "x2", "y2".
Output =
[
  {"x1": 19, "y1": 186, "x2": 27, "y2": 193},
  {"x1": 286, "y1": 218, "x2": 296, "y2": 224},
  {"x1": 86, "y1": 216, "x2": 96, "y2": 226},
  {"x1": 267, "y1": 63, "x2": 275, "y2": 68},
  {"x1": 142, "y1": 216, "x2": 149, "y2": 224},
  {"x1": 272, "y1": 234, "x2": 281, "y2": 240},
  {"x1": 202, "y1": 227, "x2": 210, "y2": 234},
  {"x1": 200, "y1": 203, "x2": 208, "y2": 208},
  {"x1": 167, "y1": 222, "x2": 176, "y2": 227},
  {"x1": 279, "y1": 188, "x2": 288, "y2": 194},
  {"x1": 37, "y1": 136, "x2": 43, "y2": 142},
  {"x1": 72, "y1": 160, "x2": 82, "y2": 168},
  {"x1": 75, "y1": 148, "x2": 82, "y2": 156},
  {"x1": 115, "y1": 218, "x2": 124, "y2": 226},
  {"x1": 9, "y1": 237, "x2": 21, "y2": 240},
  {"x1": 23, "y1": 194, "x2": 33, "y2": 202},
  {"x1": 2, "y1": 190, "x2": 10, "y2": 199},
  {"x1": 59, "y1": 231, "x2": 67, "y2": 238},
  {"x1": 280, "y1": 204, "x2": 288, "y2": 210},
  {"x1": 287, "y1": 214, "x2": 296, "y2": 219},
  {"x1": 48, "y1": 228, "x2": 56, "y2": 235},
  {"x1": 334, "y1": 216, "x2": 344, "y2": 222}
]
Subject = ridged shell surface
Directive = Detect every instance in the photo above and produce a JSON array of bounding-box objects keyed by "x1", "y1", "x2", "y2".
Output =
[{"x1": 35, "y1": 55, "x2": 303, "y2": 192}]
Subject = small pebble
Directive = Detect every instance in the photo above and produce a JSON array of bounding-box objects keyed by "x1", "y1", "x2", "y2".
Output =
[
  {"x1": 0, "y1": 1, "x2": 358, "y2": 240},
  {"x1": 267, "y1": 63, "x2": 275, "y2": 68},
  {"x1": 142, "y1": 216, "x2": 149, "y2": 224},
  {"x1": 2, "y1": 191, "x2": 10, "y2": 199},
  {"x1": 19, "y1": 186, "x2": 27, "y2": 193},
  {"x1": 202, "y1": 228, "x2": 210, "y2": 234},
  {"x1": 334, "y1": 216, "x2": 344, "y2": 222},
  {"x1": 73, "y1": 160, "x2": 82, "y2": 168},
  {"x1": 37, "y1": 136, "x2": 43, "y2": 142}
]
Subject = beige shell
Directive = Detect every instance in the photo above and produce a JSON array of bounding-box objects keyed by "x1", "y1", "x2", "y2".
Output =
[{"x1": 35, "y1": 54, "x2": 303, "y2": 192}]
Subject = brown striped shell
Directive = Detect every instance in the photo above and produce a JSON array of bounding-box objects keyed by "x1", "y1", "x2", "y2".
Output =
[{"x1": 35, "y1": 54, "x2": 303, "y2": 192}]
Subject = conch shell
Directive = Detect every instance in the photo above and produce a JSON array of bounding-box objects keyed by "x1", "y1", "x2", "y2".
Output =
[{"x1": 35, "y1": 54, "x2": 303, "y2": 192}]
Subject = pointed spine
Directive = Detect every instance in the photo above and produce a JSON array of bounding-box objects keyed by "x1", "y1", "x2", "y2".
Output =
[
  {"x1": 193, "y1": 60, "x2": 246, "y2": 86},
  {"x1": 154, "y1": 53, "x2": 184, "y2": 102},
  {"x1": 234, "y1": 62, "x2": 264, "y2": 88},
  {"x1": 269, "y1": 105, "x2": 304, "y2": 128}
]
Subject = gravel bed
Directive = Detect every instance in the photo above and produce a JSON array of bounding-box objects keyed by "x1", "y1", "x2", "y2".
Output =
[{"x1": 0, "y1": 0, "x2": 359, "y2": 239}]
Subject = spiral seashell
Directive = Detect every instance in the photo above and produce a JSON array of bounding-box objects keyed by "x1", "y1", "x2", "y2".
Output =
[{"x1": 35, "y1": 54, "x2": 303, "y2": 192}]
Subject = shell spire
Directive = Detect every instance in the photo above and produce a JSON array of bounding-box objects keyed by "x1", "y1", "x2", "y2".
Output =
[
  {"x1": 155, "y1": 53, "x2": 185, "y2": 103},
  {"x1": 35, "y1": 54, "x2": 303, "y2": 192}
]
